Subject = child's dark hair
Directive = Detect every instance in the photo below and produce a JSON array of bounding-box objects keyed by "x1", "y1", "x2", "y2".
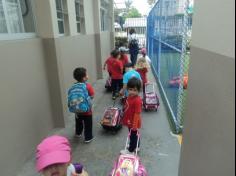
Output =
[
  {"x1": 129, "y1": 28, "x2": 136, "y2": 35},
  {"x1": 73, "y1": 67, "x2": 87, "y2": 82},
  {"x1": 127, "y1": 77, "x2": 141, "y2": 92},
  {"x1": 111, "y1": 49, "x2": 120, "y2": 58}
]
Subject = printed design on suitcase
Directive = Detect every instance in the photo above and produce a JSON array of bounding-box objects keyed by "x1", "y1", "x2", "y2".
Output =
[
  {"x1": 113, "y1": 155, "x2": 139, "y2": 176},
  {"x1": 145, "y1": 93, "x2": 158, "y2": 105},
  {"x1": 101, "y1": 108, "x2": 120, "y2": 127},
  {"x1": 105, "y1": 76, "x2": 112, "y2": 88}
]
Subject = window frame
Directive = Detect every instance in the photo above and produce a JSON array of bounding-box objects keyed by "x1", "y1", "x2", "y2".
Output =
[
  {"x1": 100, "y1": 0, "x2": 110, "y2": 32},
  {"x1": 0, "y1": 0, "x2": 36, "y2": 40},
  {"x1": 75, "y1": 0, "x2": 84, "y2": 34},
  {"x1": 55, "y1": 0, "x2": 68, "y2": 35}
]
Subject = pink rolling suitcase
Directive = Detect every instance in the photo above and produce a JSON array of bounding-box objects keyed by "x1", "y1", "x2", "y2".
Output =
[
  {"x1": 100, "y1": 100, "x2": 122, "y2": 131},
  {"x1": 109, "y1": 131, "x2": 148, "y2": 176},
  {"x1": 143, "y1": 83, "x2": 160, "y2": 111}
]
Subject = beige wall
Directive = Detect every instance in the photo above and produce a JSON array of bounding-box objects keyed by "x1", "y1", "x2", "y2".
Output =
[
  {"x1": 84, "y1": 0, "x2": 95, "y2": 34},
  {"x1": 0, "y1": 39, "x2": 54, "y2": 176},
  {"x1": 56, "y1": 35, "x2": 98, "y2": 87},
  {"x1": 179, "y1": 0, "x2": 235, "y2": 175},
  {"x1": 100, "y1": 31, "x2": 113, "y2": 64}
]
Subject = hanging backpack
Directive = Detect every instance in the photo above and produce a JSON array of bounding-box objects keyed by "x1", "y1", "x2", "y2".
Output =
[{"x1": 67, "y1": 83, "x2": 91, "y2": 113}]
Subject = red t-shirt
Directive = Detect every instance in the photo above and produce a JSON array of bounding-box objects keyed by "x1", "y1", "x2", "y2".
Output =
[
  {"x1": 110, "y1": 59, "x2": 123, "y2": 79},
  {"x1": 78, "y1": 83, "x2": 95, "y2": 116},
  {"x1": 136, "y1": 68, "x2": 148, "y2": 84},
  {"x1": 122, "y1": 96, "x2": 142, "y2": 129},
  {"x1": 120, "y1": 54, "x2": 129, "y2": 67},
  {"x1": 105, "y1": 56, "x2": 113, "y2": 73}
]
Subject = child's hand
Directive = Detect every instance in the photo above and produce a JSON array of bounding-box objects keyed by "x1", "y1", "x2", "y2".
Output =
[{"x1": 119, "y1": 90, "x2": 124, "y2": 96}]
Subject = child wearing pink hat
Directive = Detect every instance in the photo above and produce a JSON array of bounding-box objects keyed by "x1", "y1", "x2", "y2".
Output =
[{"x1": 36, "y1": 135, "x2": 88, "y2": 176}]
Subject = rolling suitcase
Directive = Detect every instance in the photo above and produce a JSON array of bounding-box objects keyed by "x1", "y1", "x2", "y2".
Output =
[{"x1": 143, "y1": 83, "x2": 160, "y2": 111}]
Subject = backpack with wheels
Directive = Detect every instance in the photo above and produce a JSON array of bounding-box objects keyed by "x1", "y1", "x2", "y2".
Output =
[
  {"x1": 109, "y1": 131, "x2": 148, "y2": 176},
  {"x1": 67, "y1": 83, "x2": 91, "y2": 113},
  {"x1": 100, "y1": 99, "x2": 122, "y2": 132}
]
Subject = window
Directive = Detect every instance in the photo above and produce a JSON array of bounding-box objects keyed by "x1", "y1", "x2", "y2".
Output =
[
  {"x1": 75, "y1": 0, "x2": 84, "y2": 33},
  {"x1": 55, "y1": 0, "x2": 68, "y2": 34},
  {"x1": 100, "y1": 0, "x2": 111, "y2": 31},
  {"x1": 0, "y1": 0, "x2": 35, "y2": 35}
]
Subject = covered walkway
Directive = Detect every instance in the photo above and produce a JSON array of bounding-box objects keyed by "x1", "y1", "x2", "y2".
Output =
[{"x1": 17, "y1": 71, "x2": 180, "y2": 176}]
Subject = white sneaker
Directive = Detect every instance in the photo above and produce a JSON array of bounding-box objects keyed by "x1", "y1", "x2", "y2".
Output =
[
  {"x1": 120, "y1": 150, "x2": 134, "y2": 155},
  {"x1": 84, "y1": 137, "x2": 95, "y2": 143},
  {"x1": 75, "y1": 134, "x2": 82, "y2": 138}
]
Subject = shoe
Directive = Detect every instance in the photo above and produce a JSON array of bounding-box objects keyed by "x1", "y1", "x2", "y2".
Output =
[
  {"x1": 112, "y1": 96, "x2": 116, "y2": 100},
  {"x1": 84, "y1": 137, "x2": 95, "y2": 143},
  {"x1": 75, "y1": 134, "x2": 82, "y2": 138},
  {"x1": 120, "y1": 149, "x2": 134, "y2": 155}
]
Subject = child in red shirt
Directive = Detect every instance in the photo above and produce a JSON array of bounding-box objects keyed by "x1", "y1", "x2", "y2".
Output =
[
  {"x1": 110, "y1": 49, "x2": 123, "y2": 100},
  {"x1": 73, "y1": 67, "x2": 95, "y2": 143},
  {"x1": 119, "y1": 47, "x2": 129, "y2": 73},
  {"x1": 135, "y1": 56, "x2": 149, "y2": 93},
  {"x1": 103, "y1": 50, "x2": 116, "y2": 76},
  {"x1": 121, "y1": 77, "x2": 142, "y2": 154}
]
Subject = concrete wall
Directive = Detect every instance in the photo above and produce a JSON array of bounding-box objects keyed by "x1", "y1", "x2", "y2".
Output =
[
  {"x1": 100, "y1": 31, "x2": 113, "y2": 65},
  {"x1": 178, "y1": 0, "x2": 235, "y2": 175},
  {"x1": 56, "y1": 35, "x2": 98, "y2": 87},
  {"x1": 0, "y1": 39, "x2": 54, "y2": 176}
]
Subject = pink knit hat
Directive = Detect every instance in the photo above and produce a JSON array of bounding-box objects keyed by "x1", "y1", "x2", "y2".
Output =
[
  {"x1": 36, "y1": 135, "x2": 71, "y2": 172},
  {"x1": 141, "y1": 48, "x2": 147, "y2": 55}
]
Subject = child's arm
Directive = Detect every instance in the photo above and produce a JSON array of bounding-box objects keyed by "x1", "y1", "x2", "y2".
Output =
[
  {"x1": 103, "y1": 61, "x2": 107, "y2": 70},
  {"x1": 132, "y1": 98, "x2": 142, "y2": 130},
  {"x1": 86, "y1": 84, "x2": 95, "y2": 99},
  {"x1": 132, "y1": 113, "x2": 141, "y2": 130}
]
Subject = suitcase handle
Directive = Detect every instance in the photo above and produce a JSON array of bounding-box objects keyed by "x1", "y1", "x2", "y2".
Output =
[{"x1": 145, "y1": 83, "x2": 155, "y2": 93}]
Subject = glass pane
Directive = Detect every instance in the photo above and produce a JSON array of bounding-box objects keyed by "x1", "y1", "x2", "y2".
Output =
[
  {"x1": 77, "y1": 22, "x2": 80, "y2": 33},
  {"x1": 20, "y1": 0, "x2": 35, "y2": 32},
  {"x1": 0, "y1": 0, "x2": 8, "y2": 33},
  {"x1": 57, "y1": 12, "x2": 63, "y2": 19},
  {"x1": 75, "y1": 2, "x2": 80, "y2": 17},
  {"x1": 6, "y1": 0, "x2": 24, "y2": 33},
  {"x1": 55, "y1": 0, "x2": 62, "y2": 10},
  {"x1": 58, "y1": 20, "x2": 64, "y2": 34}
]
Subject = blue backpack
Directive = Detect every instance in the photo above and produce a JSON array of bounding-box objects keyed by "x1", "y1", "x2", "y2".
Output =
[{"x1": 67, "y1": 83, "x2": 91, "y2": 113}]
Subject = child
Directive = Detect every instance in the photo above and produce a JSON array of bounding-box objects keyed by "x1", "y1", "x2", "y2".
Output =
[
  {"x1": 135, "y1": 56, "x2": 149, "y2": 93},
  {"x1": 119, "y1": 47, "x2": 129, "y2": 71},
  {"x1": 120, "y1": 77, "x2": 142, "y2": 154},
  {"x1": 140, "y1": 47, "x2": 151, "y2": 64},
  {"x1": 36, "y1": 135, "x2": 89, "y2": 176},
  {"x1": 119, "y1": 63, "x2": 142, "y2": 98},
  {"x1": 109, "y1": 49, "x2": 123, "y2": 100},
  {"x1": 71, "y1": 67, "x2": 95, "y2": 143},
  {"x1": 103, "y1": 50, "x2": 115, "y2": 76}
]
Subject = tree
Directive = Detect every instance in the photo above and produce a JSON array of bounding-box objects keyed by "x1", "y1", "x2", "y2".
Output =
[
  {"x1": 125, "y1": 0, "x2": 133, "y2": 11},
  {"x1": 125, "y1": 7, "x2": 142, "y2": 18}
]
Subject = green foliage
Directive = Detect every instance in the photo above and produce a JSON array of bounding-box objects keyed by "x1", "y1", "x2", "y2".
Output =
[
  {"x1": 115, "y1": 37, "x2": 128, "y2": 48},
  {"x1": 125, "y1": 7, "x2": 142, "y2": 18}
]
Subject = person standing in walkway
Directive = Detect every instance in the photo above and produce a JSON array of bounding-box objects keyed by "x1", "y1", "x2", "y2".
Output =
[
  {"x1": 119, "y1": 46, "x2": 129, "y2": 74},
  {"x1": 119, "y1": 63, "x2": 142, "y2": 98},
  {"x1": 110, "y1": 49, "x2": 123, "y2": 100},
  {"x1": 128, "y1": 28, "x2": 139, "y2": 66},
  {"x1": 120, "y1": 77, "x2": 142, "y2": 154},
  {"x1": 103, "y1": 50, "x2": 115, "y2": 76},
  {"x1": 36, "y1": 135, "x2": 89, "y2": 176},
  {"x1": 135, "y1": 48, "x2": 150, "y2": 93},
  {"x1": 69, "y1": 67, "x2": 95, "y2": 143}
]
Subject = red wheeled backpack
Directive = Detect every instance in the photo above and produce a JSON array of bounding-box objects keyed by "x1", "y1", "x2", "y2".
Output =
[
  {"x1": 100, "y1": 100, "x2": 123, "y2": 132},
  {"x1": 143, "y1": 83, "x2": 160, "y2": 111}
]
